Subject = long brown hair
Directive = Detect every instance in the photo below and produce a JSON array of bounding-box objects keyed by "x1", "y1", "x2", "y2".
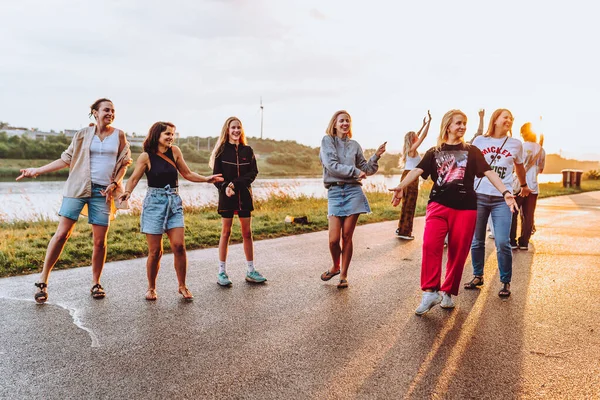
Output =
[
  {"x1": 209, "y1": 117, "x2": 247, "y2": 168},
  {"x1": 143, "y1": 121, "x2": 175, "y2": 153},
  {"x1": 484, "y1": 108, "x2": 513, "y2": 137}
]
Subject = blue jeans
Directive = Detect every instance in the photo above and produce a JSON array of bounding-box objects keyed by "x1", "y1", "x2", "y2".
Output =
[{"x1": 471, "y1": 194, "x2": 513, "y2": 283}]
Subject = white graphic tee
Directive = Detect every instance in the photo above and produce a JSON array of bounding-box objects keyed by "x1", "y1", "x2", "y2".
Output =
[{"x1": 472, "y1": 135, "x2": 524, "y2": 196}]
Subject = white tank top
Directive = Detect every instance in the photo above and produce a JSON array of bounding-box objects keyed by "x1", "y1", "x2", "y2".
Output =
[
  {"x1": 404, "y1": 154, "x2": 421, "y2": 170},
  {"x1": 90, "y1": 129, "x2": 119, "y2": 186}
]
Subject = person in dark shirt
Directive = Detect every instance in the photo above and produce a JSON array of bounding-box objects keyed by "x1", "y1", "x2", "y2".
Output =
[
  {"x1": 120, "y1": 122, "x2": 223, "y2": 301},
  {"x1": 389, "y1": 109, "x2": 517, "y2": 315},
  {"x1": 209, "y1": 117, "x2": 266, "y2": 287}
]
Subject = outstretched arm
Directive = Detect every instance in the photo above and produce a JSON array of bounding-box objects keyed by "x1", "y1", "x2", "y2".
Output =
[
  {"x1": 388, "y1": 168, "x2": 423, "y2": 207},
  {"x1": 173, "y1": 146, "x2": 223, "y2": 183},
  {"x1": 16, "y1": 159, "x2": 69, "y2": 181},
  {"x1": 484, "y1": 170, "x2": 517, "y2": 212}
]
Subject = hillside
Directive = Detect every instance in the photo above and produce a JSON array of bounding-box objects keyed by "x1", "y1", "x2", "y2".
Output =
[{"x1": 1, "y1": 130, "x2": 598, "y2": 178}]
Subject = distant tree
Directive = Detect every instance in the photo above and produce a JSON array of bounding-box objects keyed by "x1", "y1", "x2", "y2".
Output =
[{"x1": 0, "y1": 121, "x2": 9, "y2": 129}]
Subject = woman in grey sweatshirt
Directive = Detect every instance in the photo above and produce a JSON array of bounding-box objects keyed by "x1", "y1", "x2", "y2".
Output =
[{"x1": 319, "y1": 110, "x2": 386, "y2": 288}]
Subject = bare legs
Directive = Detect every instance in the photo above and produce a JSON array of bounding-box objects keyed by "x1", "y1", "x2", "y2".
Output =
[
  {"x1": 36, "y1": 217, "x2": 109, "y2": 300},
  {"x1": 218, "y1": 217, "x2": 254, "y2": 263},
  {"x1": 328, "y1": 214, "x2": 360, "y2": 280},
  {"x1": 145, "y1": 227, "x2": 192, "y2": 300}
]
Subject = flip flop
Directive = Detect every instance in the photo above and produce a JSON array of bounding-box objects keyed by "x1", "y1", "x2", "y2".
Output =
[
  {"x1": 321, "y1": 269, "x2": 340, "y2": 281},
  {"x1": 337, "y1": 279, "x2": 348, "y2": 289},
  {"x1": 145, "y1": 289, "x2": 157, "y2": 301}
]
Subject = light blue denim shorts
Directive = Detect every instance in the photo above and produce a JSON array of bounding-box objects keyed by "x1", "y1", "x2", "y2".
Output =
[
  {"x1": 59, "y1": 183, "x2": 110, "y2": 226},
  {"x1": 327, "y1": 183, "x2": 371, "y2": 217},
  {"x1": 140, "y1": 186, "x2": 184, "y2": 235}
]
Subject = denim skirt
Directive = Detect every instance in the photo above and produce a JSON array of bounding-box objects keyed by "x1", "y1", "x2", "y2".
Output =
[
  {"x1": 140, "y1": 185, "x2": 184, "y2": 234},
  {"x1": 327, "y1": 184, "x2": 371, "y2": 217}
]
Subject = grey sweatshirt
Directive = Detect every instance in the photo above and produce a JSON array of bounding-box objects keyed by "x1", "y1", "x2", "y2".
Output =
[{"x1": 319, "y1": 135, "x2": 380, "y2": 187}]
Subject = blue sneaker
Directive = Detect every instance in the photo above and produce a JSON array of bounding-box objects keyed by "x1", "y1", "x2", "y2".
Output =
[
  {"x1": 245, "y1": 270, "x2": 267, "y2": 283},
  {"x1": 217, "y1": 272, "x2": 232, "y2": 286}
]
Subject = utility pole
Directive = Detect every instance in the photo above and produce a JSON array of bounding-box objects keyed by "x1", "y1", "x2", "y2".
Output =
[{"x1": 260, "y1": 96, "x2": 264, "y2": 140}]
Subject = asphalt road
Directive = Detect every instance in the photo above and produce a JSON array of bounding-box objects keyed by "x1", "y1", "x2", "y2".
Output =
[{"x1": 1, "y1": 191, "x2": 599, "y2": 399}]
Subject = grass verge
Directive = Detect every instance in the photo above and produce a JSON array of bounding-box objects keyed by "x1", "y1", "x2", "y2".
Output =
[{"x1": 1, "y1": 180, "x2": 599, "y2": 277}]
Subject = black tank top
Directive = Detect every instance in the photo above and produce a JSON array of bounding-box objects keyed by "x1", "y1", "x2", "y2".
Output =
[{"x1": 146, "y1": 148, "x2": 178, "y2": 188}]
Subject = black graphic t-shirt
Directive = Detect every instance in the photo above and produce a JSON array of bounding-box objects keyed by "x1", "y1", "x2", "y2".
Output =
[{"x1": 416, "y1": 143, "x2": 491, "y2": 210}]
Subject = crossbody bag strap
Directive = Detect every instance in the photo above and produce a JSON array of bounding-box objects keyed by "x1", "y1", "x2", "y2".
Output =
[
  {"x1": 475, "y1": 136, "x2": 510, "y2": 191},
  {"x1": 155, "y1": 151, "x2": 178, "y2": 171}
]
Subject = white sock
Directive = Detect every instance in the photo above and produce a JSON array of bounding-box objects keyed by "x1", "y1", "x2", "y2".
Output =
[
  {"x1": 247, "y1": 260, "x2": 255, "y2": 273},
  {"x1": 219, "y1": 261, "x2": 226, "y2": 274}
]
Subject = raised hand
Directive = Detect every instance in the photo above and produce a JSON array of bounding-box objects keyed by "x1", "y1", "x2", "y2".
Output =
[
  {"x1": 16, "y1": 168, "x2": 39, "y2": 181},
  {"x1": 539, "y1": 133, "x2": 544, "y2": 147},
  {"x1": 478, "y1": 109, "x2": 485, "y2": 118},
  {"x1": 375, "y1": 141, "x2": 387, "y2": 157},
  {"x1": 426, "y1": 110, "x2": 432, "y2": 123}
]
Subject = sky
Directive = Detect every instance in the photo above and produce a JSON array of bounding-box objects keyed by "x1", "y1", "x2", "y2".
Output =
[{"x1": 1, "y1": 0, "x2": 599, "y2": 160}]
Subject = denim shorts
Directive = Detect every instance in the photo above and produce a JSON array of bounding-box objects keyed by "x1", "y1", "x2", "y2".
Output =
[
  {"x1": 140, "y1": 186, "x2": 184, "y2": 235},
  {"x1": 59, "y1": 183, "x2": 110, "y2": 226},
  {"x1": 327, "y1": 183, "x2": 371, "y2": 217}
]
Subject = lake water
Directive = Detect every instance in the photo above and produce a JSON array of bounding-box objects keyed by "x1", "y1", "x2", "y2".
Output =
[{"x1": 0, "y1": 174, "x2": 564, "y2": 222}]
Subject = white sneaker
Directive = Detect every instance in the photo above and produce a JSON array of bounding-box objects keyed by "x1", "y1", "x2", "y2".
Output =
[
  {"x1": 440, "y1": 292, "x2": 455, "y2": 309},
  {"x1": 415, "y1": 291, "x2": 442, "y2": 315}
]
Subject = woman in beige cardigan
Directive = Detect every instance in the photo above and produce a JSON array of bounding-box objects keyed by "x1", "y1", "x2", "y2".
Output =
[{"x1": 17, "y1": 98, "x2": 132, "y2": 303}]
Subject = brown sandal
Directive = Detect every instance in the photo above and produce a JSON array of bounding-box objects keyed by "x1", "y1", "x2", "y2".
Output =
[
  {"x1": 321, "y1": 269, "x2": 340, "y2": 281},
  {"x1": 90, "y1": 283, "x2": 106, "y2": 299},
  {"x1": 145, "y1": 289, "x2": 157, "y2": 301},
  {"x1": 337, "y1": 279, "x2": 348, "y2": 289},
  {"x1": 464, "y1": 276, "x2": 484, "y2": 290},
  {"x1": 34, "y1": 282, "x2": 48, "y2": 304},
  {"x1": 178, "y1": 286, "x2": 194, "y2": 301}
]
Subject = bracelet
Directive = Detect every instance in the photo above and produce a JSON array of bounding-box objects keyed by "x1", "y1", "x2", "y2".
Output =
[
  {"x1": 111, "y1": 181, "x2": 118, "y2": 186},
  {"x1": 520, "y1": 183, "x2": 528, "y2": 187},
  {"x1": 502, "y1": 190, "x2": 511, "y2": 198}
]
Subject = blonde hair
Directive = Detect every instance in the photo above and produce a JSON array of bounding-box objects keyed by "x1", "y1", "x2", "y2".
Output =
[
  {"x1": 325, "y1": 110, "x2": 352, "y2": 139},
  {"x1": 400, "y1": 131, "x2": 417, "y2": 167},
  {"x1": 484, "y1": 108, "x2": 513, "y2": 137},
  {"x1": 209, "y1": 117, "x2": 247, "y2": 169},
  {"x1": 520, "y1": 122, "x2": 536, "y2": 142},
  {"x1": 437, "y1": 109, "x2": 468, "y2": 148}
]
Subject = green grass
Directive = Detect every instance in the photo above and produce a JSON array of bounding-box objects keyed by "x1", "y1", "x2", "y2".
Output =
[{"x1": 1, "y1": 180, "x2": 599, "y2": 278}]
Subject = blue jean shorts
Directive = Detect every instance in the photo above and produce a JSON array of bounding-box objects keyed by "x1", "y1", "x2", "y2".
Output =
[
  {"x1": 327, "y1": 183, "x2": 371, "y2": 217},
  {"x1": 59, "y1": 183, "x2": 111, "y2": 226},
  {"x1": 140, "y1": 186, "x2": 184, "y2": 235}
]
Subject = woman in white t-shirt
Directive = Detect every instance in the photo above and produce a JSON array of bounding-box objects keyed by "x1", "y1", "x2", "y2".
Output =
[
  {"x1": 509, "y1": 123, "x2": 545, "y2": 250},
  {"x1": 395, "y1": 111, "x2": 432, "y2": 240},
  {"x1": 464, "y1": 109, "x2": 531, "y2": 298}
]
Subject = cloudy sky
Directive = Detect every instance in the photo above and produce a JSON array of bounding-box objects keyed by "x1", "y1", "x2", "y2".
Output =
[{"x1": 1, "y1": 0, "x2": 599, "y2": 159}]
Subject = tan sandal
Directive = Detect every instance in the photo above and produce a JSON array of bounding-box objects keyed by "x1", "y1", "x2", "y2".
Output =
[
  {"x1": 145, "y1": 289, "x2": 157, "y2": 301},
  {"x1": 178, "y1": 286, "x2": 194, "y2": 301}
]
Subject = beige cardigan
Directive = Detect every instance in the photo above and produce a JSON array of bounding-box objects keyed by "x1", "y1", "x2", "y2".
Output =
[{"x1": 60, "y1": 126, "x2": 133, "y2": 220}]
